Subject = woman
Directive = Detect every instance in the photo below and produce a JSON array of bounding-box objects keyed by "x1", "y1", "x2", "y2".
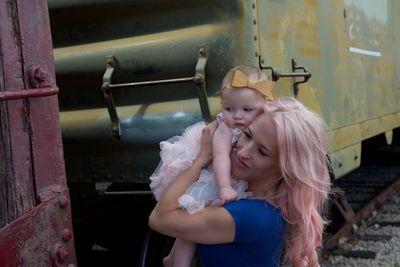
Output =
[{"x1": 149, "y1": 97, "x2": 331, "y2": 267}]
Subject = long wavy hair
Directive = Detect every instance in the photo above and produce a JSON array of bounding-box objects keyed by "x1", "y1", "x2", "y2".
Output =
[{"x1": 266, "y1": 97, "x2": 331, "y2": 267}]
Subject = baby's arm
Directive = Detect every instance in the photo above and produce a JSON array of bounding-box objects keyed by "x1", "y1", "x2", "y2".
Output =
[{"x1": 213, "y1": 121, "x2": 238, "y2": 203}]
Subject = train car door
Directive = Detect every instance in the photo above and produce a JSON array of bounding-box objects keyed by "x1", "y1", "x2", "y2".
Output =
[{"x1": 0, "y1": 1, "x2": 77, "y2": 266}]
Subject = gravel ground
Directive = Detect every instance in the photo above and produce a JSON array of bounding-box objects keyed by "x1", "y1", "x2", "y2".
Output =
[{"x1": 322, "y1": 192, "x2": 400, "y2": 267}]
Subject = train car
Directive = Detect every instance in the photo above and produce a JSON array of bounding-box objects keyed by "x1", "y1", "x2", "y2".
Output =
[{"x1": 47, "y1": 0, "x2": 400, "y2": 265}]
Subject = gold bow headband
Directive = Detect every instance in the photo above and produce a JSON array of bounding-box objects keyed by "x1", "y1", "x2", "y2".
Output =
[{"x1": 228, "y1": 69, "x2": 275, "y2": 100}]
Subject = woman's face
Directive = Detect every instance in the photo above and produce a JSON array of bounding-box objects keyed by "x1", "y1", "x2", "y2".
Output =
[{"x1": 231, "y1": 112, "x2": 281, "y2": 182}]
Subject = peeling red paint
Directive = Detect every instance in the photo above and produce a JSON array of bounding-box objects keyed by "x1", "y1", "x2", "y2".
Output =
[{"x1": 0, "y1": 0, "x2": 76, "y2": 266}]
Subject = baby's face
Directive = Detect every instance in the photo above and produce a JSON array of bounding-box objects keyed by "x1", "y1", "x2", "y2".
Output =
[{"x1": 221, "y1": 88, "x2": 266, "y2": 129}]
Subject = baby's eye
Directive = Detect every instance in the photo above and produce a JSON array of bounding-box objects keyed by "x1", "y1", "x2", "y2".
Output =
[
  {"x1": 243, "y1": 108, "x2": 254, "y2": 112},
  {"x1": 224, "y1": 107, "x2": 232, "y2": 112}
]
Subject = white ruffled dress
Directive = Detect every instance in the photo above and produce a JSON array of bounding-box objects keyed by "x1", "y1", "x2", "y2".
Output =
[{"x1": 149, "y1": 115, "x2": 249, "y2": 214}]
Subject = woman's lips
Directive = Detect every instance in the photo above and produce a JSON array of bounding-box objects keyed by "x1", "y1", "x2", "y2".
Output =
[{"x1": 234, "y1": 154, "x2": 248, "y2": 168}]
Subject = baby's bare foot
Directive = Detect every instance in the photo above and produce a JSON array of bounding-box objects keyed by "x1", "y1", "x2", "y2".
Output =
[{"x1": 163, "y1": 255, "x2": 172, "y2": 267}]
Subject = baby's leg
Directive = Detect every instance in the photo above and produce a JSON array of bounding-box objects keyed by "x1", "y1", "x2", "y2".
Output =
[
  {"x1": 163, "y1": 238, "x2": 196, "y2": 267},
  {"x1": 163, "y1": 240, "x2": 176, "y2": 267}
]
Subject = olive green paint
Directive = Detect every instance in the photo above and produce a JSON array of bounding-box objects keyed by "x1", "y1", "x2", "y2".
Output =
[{"x1": 49, "y1": 0, "x2": 400, "y2": 182}]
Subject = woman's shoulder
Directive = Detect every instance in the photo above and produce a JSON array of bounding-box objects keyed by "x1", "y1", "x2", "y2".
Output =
[
  {"x1": 224, "y1": 198, "x2": 283, "y2": 221},
  {"x1": 225, "y1": 198, "x2": 280, "y2": 209},
  {"x1": 222, "y1": 198, "x2": 285, "y2": 244}
]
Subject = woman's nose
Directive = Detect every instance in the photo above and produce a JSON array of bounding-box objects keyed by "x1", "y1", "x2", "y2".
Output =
[{"x1": 237, "y1": 142, "x2": 251, "y2": 159}]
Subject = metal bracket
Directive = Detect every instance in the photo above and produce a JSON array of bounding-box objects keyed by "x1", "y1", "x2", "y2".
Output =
[
  {"x1": 332, "y1": 186, "x2": 355, "y2": 222},
  {"x1": 102, "y1": 47, "x2": 211, "y2": 138},
  {"x1": 262, "y1": 59, "x2": 311, "y2": 96}
]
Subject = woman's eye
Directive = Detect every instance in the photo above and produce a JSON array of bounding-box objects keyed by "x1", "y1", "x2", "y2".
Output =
[{"x1": 259, "y1": 148, "x2": 268, "y2": 156}]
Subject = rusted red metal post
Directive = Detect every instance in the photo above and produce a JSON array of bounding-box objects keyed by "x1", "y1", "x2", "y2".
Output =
[{"x1": 0, "y1": 0, "x2": 77, "y2": 266}]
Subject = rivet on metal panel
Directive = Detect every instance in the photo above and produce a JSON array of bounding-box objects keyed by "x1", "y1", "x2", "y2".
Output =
[
  {"x1": 62, "y1": 228, "x2": 73, "y2": 241},
  {"x1": 199, "y1": 48, "x2": 206, "y2": 57},
  {"x1": 107, "y1": 58, "x2": 114, "y2": 67},
  {"x1": 194, "y1": 74, "x2": 204, "y2": 85},
  {"x1": 28, "y1": 65, "x2": 51, "y2": 88},
  {"x1": 51, "y1": 243, "x2": 69, "y2": 265},
  {"x1": 58, "y1": 195, "x2": 69, "y2": 209}
]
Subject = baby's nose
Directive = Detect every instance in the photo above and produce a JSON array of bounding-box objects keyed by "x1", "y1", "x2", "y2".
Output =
[{"x1": 234, "y1": 111, "x2": 242, "y2": 118}]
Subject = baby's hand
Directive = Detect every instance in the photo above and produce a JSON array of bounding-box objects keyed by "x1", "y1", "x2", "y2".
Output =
[
  {"x1": 214, "y1": 120, "x2": 233, "y2": 140},
  {"x1": 219, "y1": 186, "x2": 239, "y2": 204}
]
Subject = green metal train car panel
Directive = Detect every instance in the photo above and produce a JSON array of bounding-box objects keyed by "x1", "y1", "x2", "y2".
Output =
[
  {"x1": 48, "y1": 0, "x2": 400, "y2": 184},
  {"x1": 257, "y1": 0, "x2": 400, "y2": 177}
]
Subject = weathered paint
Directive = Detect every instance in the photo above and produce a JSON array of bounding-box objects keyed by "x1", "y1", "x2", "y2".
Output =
[
  {"x1": 0, "y1": 188, "x2": 74, "y2": 267},
  {"x1": 258, "y1": 0, "x2": 400, "y2": 177},
  {"x1": 0, "y1": 0, "x2": 36, "y2": 224},
  {"x1": 49, "y1": 0, "x2": 260, "y2": 183},
  {"x1": 0, "y1": 0, "x2": 76, "y2": 265},
  {"x1": 0, "y1": 87, "x2": 59, "y2": 100},
  {"x1": 49, "y1": 0, "x2": 400, "y2": 186}
]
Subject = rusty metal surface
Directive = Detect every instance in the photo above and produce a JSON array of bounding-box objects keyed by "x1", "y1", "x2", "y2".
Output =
[
  {"x1": 0, "y1": 188, "x2": 75, "y2": 267},
  {"x1": 258, "y1": 0, "x2": 400, "y2": 178},
  {"x1": 0, "y1": 87, "x2": 59, "y2": 101},
  {"x1": 0, "y1": 0, "x2": 36, "y2": 227},
  {"x1": 47, "y1": 0, "x2": 400, "y2": 184},
  {"x1": 0, "y1": 0, "x2": 77, "y2": 265}
]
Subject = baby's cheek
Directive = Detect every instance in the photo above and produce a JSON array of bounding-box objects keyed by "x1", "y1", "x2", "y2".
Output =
[{"x1": 223, "y1": 116, "x2": 235, "y2": 128}]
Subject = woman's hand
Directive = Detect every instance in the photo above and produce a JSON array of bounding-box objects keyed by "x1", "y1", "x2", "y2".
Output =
[{"x1": 196, "y1": 120, "x2": 217, "y2": 167}]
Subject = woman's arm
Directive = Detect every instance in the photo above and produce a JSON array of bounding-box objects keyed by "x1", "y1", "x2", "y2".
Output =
[{"x1": 149, "y1": 121, "x2": 235, "y2": 244}]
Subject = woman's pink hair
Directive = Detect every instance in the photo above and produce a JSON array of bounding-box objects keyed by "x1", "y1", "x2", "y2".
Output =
[{"x1": 265, "y1": 97, "x2": 331, "y2": 267}]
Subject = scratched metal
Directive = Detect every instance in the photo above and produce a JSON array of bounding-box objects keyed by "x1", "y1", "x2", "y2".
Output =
[
  {"x1": 49, "y1": 0, "x2": 400, "y2": 183},
  {"x1": 0, "y1": 0, "x2": 77, "y2": 266}
]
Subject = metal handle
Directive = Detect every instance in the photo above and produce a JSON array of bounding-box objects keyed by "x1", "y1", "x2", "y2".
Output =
[
  {"x1": 102, "y1": 47, "x2": 210, "y2": 138},
  {"x1": 0, "y1": 87, "x2": 59, "y2": 101},
  {"x1": 262, "y1": 59, "x2": 312, "y2": 96}
]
